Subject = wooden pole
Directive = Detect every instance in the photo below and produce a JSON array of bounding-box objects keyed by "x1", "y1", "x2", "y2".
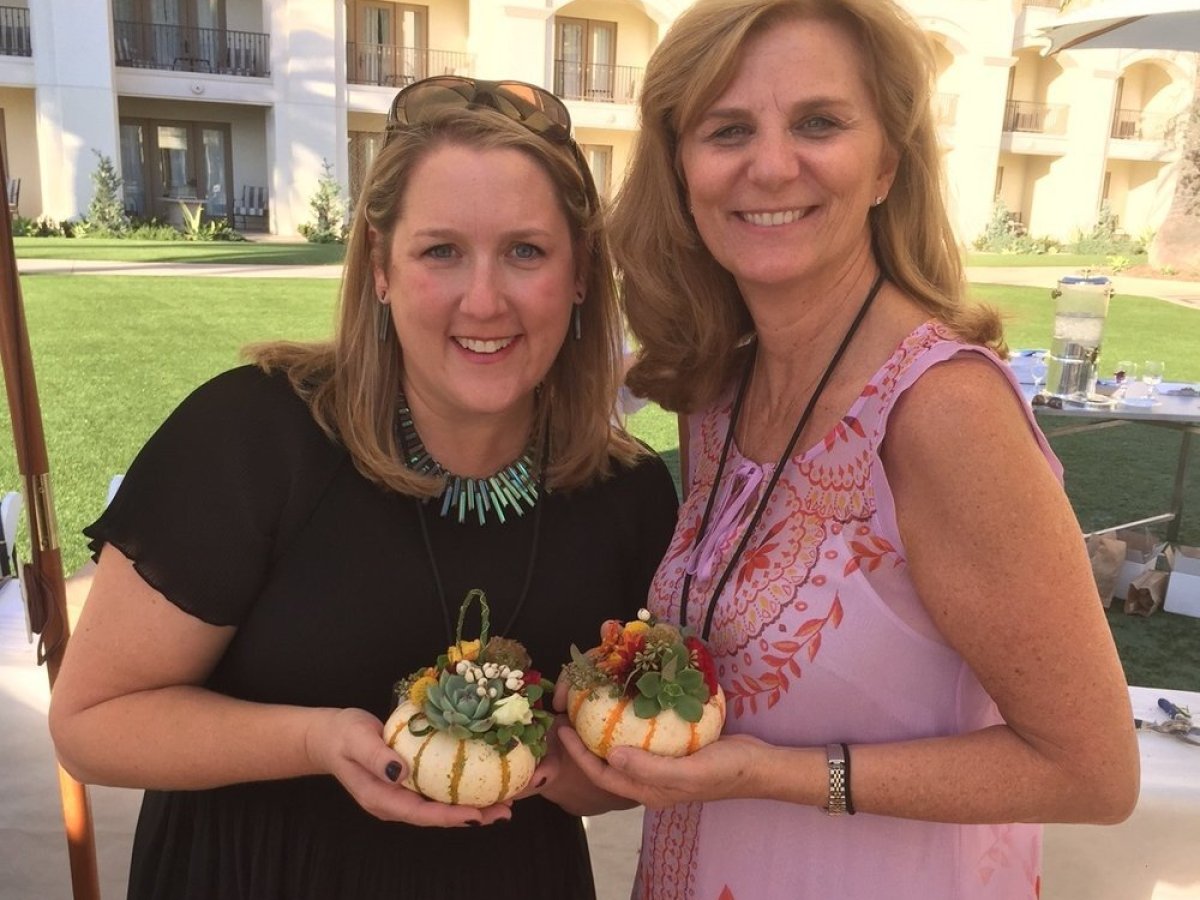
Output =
[{"x1": 0, "y1": 156, "x2": 102, "y2": 900}]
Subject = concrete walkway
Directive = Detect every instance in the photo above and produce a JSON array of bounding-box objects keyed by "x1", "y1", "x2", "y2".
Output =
[{"x1": 17, "y1": 257, "x2": 1200, "y2": 309}]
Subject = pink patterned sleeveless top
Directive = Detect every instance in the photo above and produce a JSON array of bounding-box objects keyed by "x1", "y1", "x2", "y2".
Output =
[{"x1": 637, "y1": 323, "x2": 1054, "y2": 900}]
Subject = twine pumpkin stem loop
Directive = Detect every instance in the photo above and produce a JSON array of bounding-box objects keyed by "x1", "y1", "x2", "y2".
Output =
[{"x1": 456, "y1": 589, "x2": 490, "y2": 647}]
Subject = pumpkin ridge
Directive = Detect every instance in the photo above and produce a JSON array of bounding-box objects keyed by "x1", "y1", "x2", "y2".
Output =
[
  {"x1": 497, "y1": 751, "x2": 511, "y2": 803},
  {"x1": 569, "y1": 688, "x2": 592, "y2": 722},
  {"x1": 411, "y1": 730, "x2": 436, "y2": 792},
  {"x1": 599, "y1": 696, "x2": 632, "y2": 757},
  {"x1": 641, "y1": 714, "x2": 658, "y2": 750},
  {"x1": 686, "y1": 719, "x2": 700, "y2": 755},
  {"x1": 449, "y1": 738, "x2": 468, "y2": 805}
]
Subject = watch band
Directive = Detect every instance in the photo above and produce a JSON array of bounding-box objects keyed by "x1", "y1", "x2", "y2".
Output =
[{"x1": 824, "y1": 742, "x2": 848, "y2": 816}]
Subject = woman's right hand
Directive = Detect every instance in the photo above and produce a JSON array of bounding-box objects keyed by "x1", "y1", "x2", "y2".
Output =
[{"x1": 304, "y1": 706, "x2": 512, "y2": 827}]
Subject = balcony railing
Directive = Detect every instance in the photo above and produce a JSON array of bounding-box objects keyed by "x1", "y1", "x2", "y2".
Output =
[
  {"x1": 346, "y1": 43, "x2": 472, "y2": 86},
  {"x1": 1111, "y1": 107, "x2": 1177, "y2": 141},
  {"x1": 1003, "y1": 99, "x2": 1069, "y2": 135},
  {"x1": 114, "y1": 20, "x2": 270, "y2": 77},
  {"x1": 1022, "y1": 0, "x2": 1062, "y2": 8},
  {"x1": 0, "y1": 6, "x2": 31, "y2": 57},
  {"x1": 553, "y1": 60, "x2": 641, "y2": 104},
  {"x1": 935, "y1": 92, "x2": 959, "y2": 127}
]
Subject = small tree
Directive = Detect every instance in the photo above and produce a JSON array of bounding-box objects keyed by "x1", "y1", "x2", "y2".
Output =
[
  {"x1": 298, "y1": 158, "x2": 347, "y2": 243},
  {"x1": 86, "y1": 150, "x2": 130, "y2": 235}
]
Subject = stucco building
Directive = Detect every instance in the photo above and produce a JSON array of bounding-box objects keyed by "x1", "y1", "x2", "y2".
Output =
[{"x1": 0, "y1": 0, "x2": 1194, "y2": 244}]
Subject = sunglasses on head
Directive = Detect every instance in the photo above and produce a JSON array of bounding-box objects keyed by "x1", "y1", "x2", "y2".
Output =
[{"x1": 386, "y1": 76, "x2": 574, "y2": 146}]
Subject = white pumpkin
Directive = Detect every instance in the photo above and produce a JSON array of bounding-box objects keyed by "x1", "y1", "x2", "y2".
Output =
[
  {"x1": 567, "y1": 685, "x2": 726, "y2": 759},
  {"x1": 383, "y1": 699, "x2": 536, "y2": 807}
]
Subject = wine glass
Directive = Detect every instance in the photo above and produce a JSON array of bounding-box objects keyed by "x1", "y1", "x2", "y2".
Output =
[
  {"x1": 1030, "y1": 355, "x2": 1048, "y2": 393},
  {"x1": 1113, "y1": 360, "x2": 1137, "y2": 400},
  {"x1": 1142, "y1": 360, "x2": 1165, "y2": 399}
]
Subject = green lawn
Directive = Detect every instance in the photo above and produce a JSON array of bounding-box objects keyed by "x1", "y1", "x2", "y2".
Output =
[
  {"x1": 966, "y1": 251, "x2": 1149, "y2": 269},
  {"x1": 14, "y1": 237, "x2": 346, "y2": 266},
  {"x1": 1, "y1": 273, "x2": 1197, "y2": 690}
]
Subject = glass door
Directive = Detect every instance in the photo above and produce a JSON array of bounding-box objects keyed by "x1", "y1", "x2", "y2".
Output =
[
  {"x1": 119, "y1": 122, "x2": 148, "y2": 216},
  {"x1": 357, "y1": 2, "x2": 394, "y2": 86},
  {"x1": 200, "y1": 125, "x2": 232, "y2": 220},
  {"x1": 397, "y1": 4, "x2": 427, "y2": 82},
  {"x1": 587, "y1": 23, "x2": 615, "y2": 99},
  {"x1": 555, "y1": 18, "x2": 586, "y2": 99}
]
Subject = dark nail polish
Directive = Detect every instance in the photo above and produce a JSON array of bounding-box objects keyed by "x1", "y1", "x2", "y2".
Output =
[{"x1": 385, "y1": 761, "x2": 402, "y2": 782}]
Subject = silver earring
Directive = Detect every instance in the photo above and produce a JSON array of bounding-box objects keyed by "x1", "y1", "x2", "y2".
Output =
[
  {"x1": 572, "y1": 304, "x2": 582, "y2": 341},
  {"x1": 376, "y1": 297, "x2": 390, "y2": 342},
  {"x1": 873, "y1": 196, "x2": 885, "y2": 207}
]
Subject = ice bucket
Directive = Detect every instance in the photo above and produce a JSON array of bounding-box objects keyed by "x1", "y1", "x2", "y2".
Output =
[{"x1": 1044, "y1": 275, "x2": 1113, "y2": 400}]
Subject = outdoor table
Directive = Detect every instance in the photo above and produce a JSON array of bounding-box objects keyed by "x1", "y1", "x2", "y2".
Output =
[
  {"x1": 1042, "y1": 685, "x2": 1200, "y2": 900},
  {"x1": 1010, "y1": 355, "x2": 1200, "y2": 543}
]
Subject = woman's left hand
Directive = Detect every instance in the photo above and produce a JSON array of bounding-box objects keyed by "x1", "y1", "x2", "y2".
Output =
[
  {"x1": 556, "y1": 724, "x2": 767, "y2": 810},
  {"x1": 513, "y1": 716, "x2": 638, "y2": 815}
]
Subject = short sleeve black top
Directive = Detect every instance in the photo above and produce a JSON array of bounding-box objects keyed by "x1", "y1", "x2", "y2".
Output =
[{"x1": 84, "y1": 366, "x2": 679, "y2": 900}]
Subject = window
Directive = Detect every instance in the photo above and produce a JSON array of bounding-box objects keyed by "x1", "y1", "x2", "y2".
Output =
[
  {"x1": 351, "y1": 2, "x2": 427, "y2": 86},
  {"x1": 554, "y1": 17, "x2": 617, "y2": 101},
  {"x1": 581, "y1": 144, "x2": 613, "y2": 200},
  {"x1": 993, "y1": 166, "x2": 1004, "y2": 199}
]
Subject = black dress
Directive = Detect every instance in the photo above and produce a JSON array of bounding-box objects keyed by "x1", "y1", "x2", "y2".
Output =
[{"x1": 84, "y1": 366, "x2": 679, "y2": 900}]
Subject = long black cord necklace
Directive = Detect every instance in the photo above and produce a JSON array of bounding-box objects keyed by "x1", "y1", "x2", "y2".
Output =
[
  {"x1": 397, "y1": 408, "x2": 549, "y2": 645},
  {"x1": 680, "y1": 272, "x2": 886, "y2": 641}
]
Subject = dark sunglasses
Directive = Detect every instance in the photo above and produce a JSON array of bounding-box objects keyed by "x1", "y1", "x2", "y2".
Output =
[{"x1": 386, "y1": 76, "x2": 574, "y2": 146}]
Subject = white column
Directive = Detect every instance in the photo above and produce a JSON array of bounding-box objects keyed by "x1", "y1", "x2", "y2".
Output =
[
  {"x1": 267, "y1": 0, "x2": 345, "y2": 236},
  {"x1": 472, "y1": 1, "x2": 551, "y2": 85},
  {"x1": 1031, "y1": 60, "x2": 1120, "y2": 238},
  {"x1": 945, "y1": 55, "x2": 1014, "y2": 246},
  {"x1": 32, "y1": 2, "x2": 120, "y2": 221}
]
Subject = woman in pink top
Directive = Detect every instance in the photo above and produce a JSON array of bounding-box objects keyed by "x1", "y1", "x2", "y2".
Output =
[{"x1": 558, "y1": 1, "x2": 1140, "y2": 897}]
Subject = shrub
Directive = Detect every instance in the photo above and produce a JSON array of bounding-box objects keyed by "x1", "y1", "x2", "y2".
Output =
[
  {"x1": 298, "y1": 158, "x2": 348, "y2": 244},
  {"x1": 84, "y1": 150, "x2": 130, "y2": 237},
  {"x1": 973, "y1": 199, "x2": 1029, "y2": 253}
]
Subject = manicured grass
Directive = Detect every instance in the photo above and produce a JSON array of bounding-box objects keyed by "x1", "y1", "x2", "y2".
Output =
[
  {"x1": 14, "y1": 237, "x2": 346, "y2": 266},
  {"x1": 966, "y1": 251, "x2": 1148, "y2": 269},
  {"x1": 972, "y1": 283, "x2": 1200, "y2": 382},
  {"x1": 0, "y1": 275, "x2": 340, "y2": 575},
  {"x1": 0, "y1": 274, "x2": 1195, "y2": 690}
]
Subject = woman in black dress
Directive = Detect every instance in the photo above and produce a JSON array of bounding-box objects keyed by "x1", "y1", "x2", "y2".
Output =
[{"x1": 48, "y1": 78, "x2": 678, "y2": 900}]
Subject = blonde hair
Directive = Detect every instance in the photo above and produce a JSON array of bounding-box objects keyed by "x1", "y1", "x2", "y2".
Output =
[
  {"x1": 613, "y1": 0, "x2": 1004, "y2": 413},
  {"x1": 249, "y1": 106, "x2": 641, "y2": 496}
]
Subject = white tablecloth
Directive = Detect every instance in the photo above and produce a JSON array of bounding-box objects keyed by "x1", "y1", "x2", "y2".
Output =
[{"x1": 1043, "y1": 686, "x2": 1200, "y2": 900}]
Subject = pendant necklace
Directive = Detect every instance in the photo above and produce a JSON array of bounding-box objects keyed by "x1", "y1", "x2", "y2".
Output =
[
  {"x1": 680, "y1": 272, "x2": 886, "y2": 642},
  {"x1": 397, "y1": 395, "x2": 540, "y2": 525},
  {"x1": 396, "y1": 394, "x2": 549, "y2": 644}
]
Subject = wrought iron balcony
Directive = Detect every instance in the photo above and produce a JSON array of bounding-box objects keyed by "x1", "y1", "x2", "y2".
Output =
[
  {"x1": 1003, "y1": 99, "x2": 1069, "y2": 135},
  {"x1": 1111, "y1": 107, "x2": 1176, "y2": 141},
  {"x1": 553, "y1": 60, "x2": 642, "y2": 104},
  {"x1": 113, "y1": 20, "x2": 270, "y2": 77},
  {"x1": 0, "y1": 6, "x2": 31, "y2": 57},
  {"x1": 346, "y1": 43, "x2": 472, "y2": 87}
]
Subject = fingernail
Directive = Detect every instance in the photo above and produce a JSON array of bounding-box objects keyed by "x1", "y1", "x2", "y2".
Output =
[
  {"x1": 385, "y1": 761, "x2": 402, "y2": 782},
  {"x1": 534, "y1": 777, "x2": 547, "y2": 789}
]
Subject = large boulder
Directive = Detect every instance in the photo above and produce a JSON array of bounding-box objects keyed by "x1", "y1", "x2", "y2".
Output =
[{"x1": 1149, "y1": 212, "x2": 1200, "y2": 275}]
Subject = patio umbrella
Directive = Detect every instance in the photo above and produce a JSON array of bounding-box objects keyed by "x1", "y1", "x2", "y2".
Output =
[
  {"x1": 1042, "y1": 0, "x2": 1200, "y2": 54},
  {"x1": 0, "y1": 159, "x2": 101, "y2": 897}
]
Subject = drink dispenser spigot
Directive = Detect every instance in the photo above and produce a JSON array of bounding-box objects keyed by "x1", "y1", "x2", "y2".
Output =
[{"x1": 1044, "y1": 275, "x2": 1113, "y2": 401}]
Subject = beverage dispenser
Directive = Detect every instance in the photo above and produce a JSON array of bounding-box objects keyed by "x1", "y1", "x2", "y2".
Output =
[{"x1": 1043, "y1": 275, "x2": 1113, "y2": 401}]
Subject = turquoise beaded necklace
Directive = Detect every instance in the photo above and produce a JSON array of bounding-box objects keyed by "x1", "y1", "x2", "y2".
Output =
[{"x1": 396, "y1": 394, "x2": 541, "y2": 526}]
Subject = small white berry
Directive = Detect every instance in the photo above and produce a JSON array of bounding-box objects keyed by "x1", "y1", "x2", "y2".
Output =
[
  {"x1": 637, "y1": 608, "x2": 651, "y2": 622},
  {"x1": 488, "y1": 687, "x2": 498, "y2": 698},
  {"x1": 456, "y1": 660, "x2": 469, "y2": 675}
]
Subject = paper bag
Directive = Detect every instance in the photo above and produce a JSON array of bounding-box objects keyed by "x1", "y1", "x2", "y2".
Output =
[
  {"x1": 1086, "y1": 535, "x2": 1126, "y2": 608},
  {"x1": 1124, "y1": 570, "x2": 1167, "y2": 617}
]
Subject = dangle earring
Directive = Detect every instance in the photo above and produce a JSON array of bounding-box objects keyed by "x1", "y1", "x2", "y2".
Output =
[
  {"x1": 376, "y1": 294, "x2": 391, "y2": 342},
  {"x1": 572, "y1": 298, "x2": 583, "y2": 341}
]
